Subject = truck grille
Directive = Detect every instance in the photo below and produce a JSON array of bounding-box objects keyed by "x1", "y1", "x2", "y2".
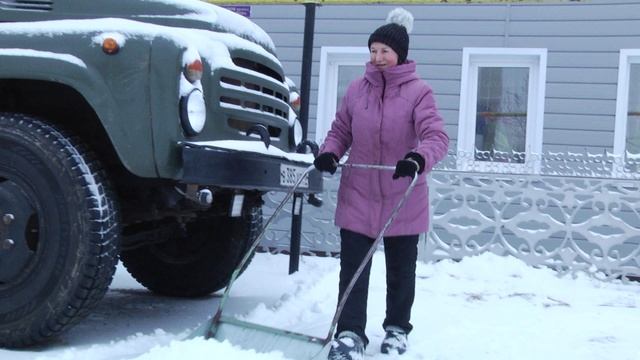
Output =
[
  {"x1": 0, "y1": 0, "x2": 53, "y2": 11},
  {"x1": 227, "y1": 118, "x2": 282, "y2": 138},
  {"x1": 219, "y1": 74, "x2": 289, "y2": 122},
  {"x1": 232, "y1": 57, "x2": 283, "y2": 83},
  {"x1": 216, "y1": 56, "x2": 290, "y2": 145}
]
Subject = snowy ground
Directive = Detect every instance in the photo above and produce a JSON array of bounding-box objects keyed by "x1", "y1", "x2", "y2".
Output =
[{"x1": 3, "y1": 251, "x2": 640, "y2": 360}]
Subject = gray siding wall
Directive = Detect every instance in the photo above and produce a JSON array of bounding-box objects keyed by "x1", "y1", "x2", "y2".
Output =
[{"x1": 245, "y1": 0, "x2": 640, "y2": 154}]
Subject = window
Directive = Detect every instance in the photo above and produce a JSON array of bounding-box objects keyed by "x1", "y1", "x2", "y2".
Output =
[
  {"x1": 457, "y1": 48, "x2": 547, "y2": 173},
  {"x1": 315, "y1": 47, "x2": 368, "y2": 145},
  {"x1": 614, "y1": 49, "x2": 640, "y2": 171}
]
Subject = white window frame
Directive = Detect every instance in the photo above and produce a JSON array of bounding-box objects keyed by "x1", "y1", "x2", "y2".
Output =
[
  {"x1": 315, "y1": 46, "x2": 369, "y2": 145},
  {"x1": 457, "y1": 48, "x2": 547, "y2": 173},
  {"x1": 614, "y1": 49, "x2": 640, "y2": 165}
]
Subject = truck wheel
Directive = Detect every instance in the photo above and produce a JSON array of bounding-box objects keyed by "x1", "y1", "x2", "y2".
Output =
[
  {"x1": 120, "y1": 195, "x2": 262, "y2": 297},
  {"x1": 0, "y1": 114, "x2": 119, "y2": 347}
]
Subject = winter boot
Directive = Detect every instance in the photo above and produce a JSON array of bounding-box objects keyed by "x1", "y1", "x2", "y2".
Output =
[
  {"x1": 328, "y1": 331, "x2": 365, "y2": 360},
  {"x1": 380, "y1": 326, "x2": 408, "y2": 355}
]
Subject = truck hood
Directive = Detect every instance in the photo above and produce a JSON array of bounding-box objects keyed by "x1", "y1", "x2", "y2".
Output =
[
  {"x1": 0, "y1": 0, "x2": 277, "y2": 55},
  {"x1": 0, "y1": 17, "x2": 282, "y2": 73}
]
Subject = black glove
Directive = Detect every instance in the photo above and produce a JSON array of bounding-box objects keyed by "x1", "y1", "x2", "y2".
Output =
[
  {"x1": 314, "y1": 152, "x2": 339, "y2": 174},
  {"x1": 392, "y1": 152, "x2": 425, "y2": 179}
]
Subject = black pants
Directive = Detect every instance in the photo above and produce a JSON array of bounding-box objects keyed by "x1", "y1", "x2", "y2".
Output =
[{"x1": 335, "y1": 228, "x2": 419, "y2": 346}]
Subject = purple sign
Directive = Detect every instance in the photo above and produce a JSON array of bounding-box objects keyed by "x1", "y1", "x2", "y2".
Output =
[{"x1": 221, "y1": 5, "x2": 251, "y2": 18}]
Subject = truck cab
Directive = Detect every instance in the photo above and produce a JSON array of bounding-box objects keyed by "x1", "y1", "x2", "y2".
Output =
[{"x1": 0, "y1": 0, "x2": 321, "y2": 347}]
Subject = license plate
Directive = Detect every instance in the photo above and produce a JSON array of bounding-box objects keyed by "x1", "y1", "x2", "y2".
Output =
[{"x1": 280, "y1": 164, "x2": 308, "y2": 188}]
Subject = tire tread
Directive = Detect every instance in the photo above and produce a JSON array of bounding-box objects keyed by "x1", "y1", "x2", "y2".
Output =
[{"x1": 0, "y1": 113, "x2": 120, "y2": 347}]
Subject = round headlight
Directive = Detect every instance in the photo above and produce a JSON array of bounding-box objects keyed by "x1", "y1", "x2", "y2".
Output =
[{"x1": 180, "y1": 89, "x2": 206, "y2": 136}]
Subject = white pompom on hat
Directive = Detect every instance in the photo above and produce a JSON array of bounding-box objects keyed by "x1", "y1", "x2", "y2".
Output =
[
  {"x1": 368, "y1": 8, "x2": 415, "y2": 63},
  {"x1": 386, "y1": 7, "x2": 414, "y2": 34}
]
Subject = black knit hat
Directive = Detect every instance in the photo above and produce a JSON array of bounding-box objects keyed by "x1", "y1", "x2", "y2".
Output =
[{"x1": 368, "y1": 8, "x2": 414, "y2": 64}]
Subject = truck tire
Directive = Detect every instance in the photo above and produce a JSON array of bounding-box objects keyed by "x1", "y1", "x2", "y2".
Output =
[
  {"x1": 0, "y1": 114, "x2": 120, "y2": 347},
  {"x1": 120, "y1": 194, "x2": 262, "y2": 297}
]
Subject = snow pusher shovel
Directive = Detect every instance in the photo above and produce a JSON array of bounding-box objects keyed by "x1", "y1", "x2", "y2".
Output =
[{"x1": 192, "y1": 163, "x2": 419, "y2": 360}]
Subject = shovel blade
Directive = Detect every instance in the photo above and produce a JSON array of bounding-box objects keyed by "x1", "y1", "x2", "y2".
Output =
[{"x1": 193, "y1": 315, "x2": 330, "y2": 359}]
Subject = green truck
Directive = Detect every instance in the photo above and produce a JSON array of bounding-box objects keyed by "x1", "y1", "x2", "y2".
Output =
[{"x1": 0, "y1": 0, "x2": 322, "y2": 347}]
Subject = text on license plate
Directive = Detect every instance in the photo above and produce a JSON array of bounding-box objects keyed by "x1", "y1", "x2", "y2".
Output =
[{"x1": 280, "y1": 164, "x2": 308, "y2": 188}]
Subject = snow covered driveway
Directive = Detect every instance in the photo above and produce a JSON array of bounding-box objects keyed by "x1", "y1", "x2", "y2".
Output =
[{"x1": 2, "y1": 252, "x2": 640, "y2": 360}]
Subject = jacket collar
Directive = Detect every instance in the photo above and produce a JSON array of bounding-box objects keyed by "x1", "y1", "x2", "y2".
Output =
[{"x1": 364, "y1": 60, "x2": 418, "y2": 88}]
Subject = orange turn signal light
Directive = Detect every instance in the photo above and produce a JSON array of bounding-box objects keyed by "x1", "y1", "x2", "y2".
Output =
[
  {"x1": 102, "y1": 38, "x2": 120, "y2": 55},
  {"x1": 184, "y1": 59, "x2": 204, "y2": 83},
  {"x1": 290, "y1": 95, "x2": 301, "y2": 112}
]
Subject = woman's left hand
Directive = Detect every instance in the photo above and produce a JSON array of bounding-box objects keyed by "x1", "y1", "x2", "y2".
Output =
[
  {"x1": 392, "y1": 159, "x2": 419, "y2": 179},
  {"x1": 392, "y1": 152, "x2": 425, "y2": 179}
]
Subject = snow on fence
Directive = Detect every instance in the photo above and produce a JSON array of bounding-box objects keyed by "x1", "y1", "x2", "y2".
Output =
[{"x1": 260, "y1": 150, "x2": 640, "y2": 280}]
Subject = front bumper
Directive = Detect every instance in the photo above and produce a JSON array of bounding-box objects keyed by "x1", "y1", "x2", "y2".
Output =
[{"x1": 181, "y1": 141, "x2": 323, "y2": 193}]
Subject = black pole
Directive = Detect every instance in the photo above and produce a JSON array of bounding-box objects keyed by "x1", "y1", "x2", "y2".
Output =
[
  {"x1": 289, "y1": 1, "x2": 316, "y2": 274},
  {"x1": 289, "y1": 193, "x2": 303, "y2": 274},
  {"x1": 298, "y1": 2, "x2": 316, "y2": 139}
]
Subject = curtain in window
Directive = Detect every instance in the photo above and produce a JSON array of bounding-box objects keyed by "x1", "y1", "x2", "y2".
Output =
[
  {"x1": 475, "y1": 67, "x2": 529, "y2": 163},
  {"x1": 626, "y1": 64, "x2": 640, "y2": 156}
]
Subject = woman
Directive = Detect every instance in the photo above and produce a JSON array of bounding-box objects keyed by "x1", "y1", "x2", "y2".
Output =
[{"x1": 313, "y1": 8, "x2": 449, "y2": 360}]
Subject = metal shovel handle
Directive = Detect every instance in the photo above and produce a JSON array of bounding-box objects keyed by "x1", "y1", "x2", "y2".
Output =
[
  {"x1": 210, "y1": 164, "x2": 316, "y2": 333},
  {"x1": 338, "y1": 163, "x2": 395, "y2": 171}
]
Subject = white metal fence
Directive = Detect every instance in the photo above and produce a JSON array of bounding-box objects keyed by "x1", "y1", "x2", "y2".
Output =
[{"x1": 260, "y1": 150, "x2": 640, "y2": 280}]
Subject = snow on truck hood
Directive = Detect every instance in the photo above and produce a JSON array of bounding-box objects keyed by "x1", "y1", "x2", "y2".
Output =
[
  {"x1": 137, "y1": 0, "x2": 276, "y2": 54},
  {"x1": 0, "y1": 17, "x2": 281, "y2": 75}
]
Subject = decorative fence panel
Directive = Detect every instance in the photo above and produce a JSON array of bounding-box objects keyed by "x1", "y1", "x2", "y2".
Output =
[
  {"x1": 425, "y1": 171, "x2": 640, "y2": 279},
  {"x1": 259, "y1": 151, "x2": 640, "y2": 279}
]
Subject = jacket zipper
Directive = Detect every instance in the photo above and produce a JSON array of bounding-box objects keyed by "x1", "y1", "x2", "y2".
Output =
[
  {"x1": 377, "y1": 72, "x2": 386, "y2": 226},
  {"x1": 379, "y1": 72, "x2": 386, "y2": 168},
  {"x1": 381, "y1": 72, "x2": 386, "y2": 102}
]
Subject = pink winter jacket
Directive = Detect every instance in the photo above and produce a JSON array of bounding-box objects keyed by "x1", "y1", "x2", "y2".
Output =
[{"x1": 319, "y1": 60, "x2": 449, "y2": 238}]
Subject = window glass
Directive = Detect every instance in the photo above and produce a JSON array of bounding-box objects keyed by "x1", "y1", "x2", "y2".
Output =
[
  {"x1": 336, "y1": 65, "x2": 363, "y2": 110},
  {"x1": 315, "y1": 47, "x2": 369, "y2": 144},
  {"x1": 475, "y1": 67, "x2": 529, "y2": 163},
  {"x1": 626, "y1": 64, "x2": 640, "y2": 155}
]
